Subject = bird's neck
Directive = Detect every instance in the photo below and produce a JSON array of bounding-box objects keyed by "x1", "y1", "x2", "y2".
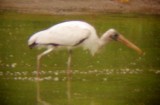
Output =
[
  {"x1": 98, "y1": 33, "x2": 111, "y2": 49},
  {"x1": 88, "y1": 32, "x2": 110, "y2": 56}
]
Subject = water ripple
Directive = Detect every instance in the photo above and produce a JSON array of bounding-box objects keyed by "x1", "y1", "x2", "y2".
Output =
[{"x1": 0, "y1": 69, "x2": 159, "y2": 81}]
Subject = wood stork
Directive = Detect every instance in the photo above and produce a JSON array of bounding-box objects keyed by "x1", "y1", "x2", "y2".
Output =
[{"x1": 28, "y1": 21, "x2": 143, "y2": 78}]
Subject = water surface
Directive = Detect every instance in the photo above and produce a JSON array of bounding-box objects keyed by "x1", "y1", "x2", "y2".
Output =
[{"x1": 0, "y1": 12, "x2": 160, "y2": 105}]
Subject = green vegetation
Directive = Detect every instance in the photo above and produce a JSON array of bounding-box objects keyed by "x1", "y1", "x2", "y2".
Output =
[{"x1": 0, "y1": 12, "x2": 160, "y2": 105}]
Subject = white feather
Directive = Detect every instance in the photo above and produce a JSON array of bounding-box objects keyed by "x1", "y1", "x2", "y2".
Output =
[{"x1": 28, "y1": 21, "x2": 100, "y2": 55}]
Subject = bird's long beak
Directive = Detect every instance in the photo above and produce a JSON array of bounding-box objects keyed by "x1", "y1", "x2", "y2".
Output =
[{"x1": 117, "y1": 35, "x2": 143, "y2": 55}]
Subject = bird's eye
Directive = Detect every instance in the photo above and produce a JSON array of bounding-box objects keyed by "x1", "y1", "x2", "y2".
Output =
[{"x1": 110, "y1": 33, "x2": 119, "y2": 41}]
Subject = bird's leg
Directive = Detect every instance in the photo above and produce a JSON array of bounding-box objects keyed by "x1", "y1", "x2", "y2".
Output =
[
  {"x1": 66, "y1": 49, "x2": 72, "y2": 105},
  {"x1": 36, "y1": 48, "x2": 54, "y2": 80},
  {"x1": 36, "y1": 48, "x2": 53, "y2": 102},
  {"x1": 67, "y1": 49, "x2": 72, "y2": 76}
]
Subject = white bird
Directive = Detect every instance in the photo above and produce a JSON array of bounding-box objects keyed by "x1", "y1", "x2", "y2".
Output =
[{"x1": 28, "y1": 21, "x2": 143, "y2": 78}]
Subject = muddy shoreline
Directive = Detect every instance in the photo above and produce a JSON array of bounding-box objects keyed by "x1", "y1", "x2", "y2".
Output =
[{"x1": 0, "y1": 0, "x2": 160, "y2": 15}]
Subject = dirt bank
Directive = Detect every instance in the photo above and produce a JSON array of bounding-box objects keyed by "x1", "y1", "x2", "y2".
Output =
[{"x1": 0, "y1": 0, "x2": 160, "y2": 15}]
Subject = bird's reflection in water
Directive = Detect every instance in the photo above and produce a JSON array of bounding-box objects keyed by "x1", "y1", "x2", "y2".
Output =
[
  {"x1": 66, "y1": 73, "x2": 72, "y2": 105},
  {"x1": 36, "y1": 80, "x2": 51, "y2": 105},
  {"x1": 36, "y1": 74, "x2": 72, "y2": 105}
]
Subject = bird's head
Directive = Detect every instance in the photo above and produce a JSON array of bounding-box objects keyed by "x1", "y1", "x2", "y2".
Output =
[
  {"x1": 101, "y1": 29, "x2": 143, "y2": 55},
  {"x1": 28, "y1": 34, "x2": 38, "y2": 49}
]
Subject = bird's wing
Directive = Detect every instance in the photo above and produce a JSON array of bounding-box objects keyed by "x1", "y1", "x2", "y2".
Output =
[{"x1": 37, "y1": 25, "x2": 91, "y2": 46}]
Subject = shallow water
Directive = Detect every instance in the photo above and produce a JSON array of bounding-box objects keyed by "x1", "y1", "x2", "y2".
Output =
[{"x1": 0, "y1": 12, "x2": 160, "y2": 105}]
